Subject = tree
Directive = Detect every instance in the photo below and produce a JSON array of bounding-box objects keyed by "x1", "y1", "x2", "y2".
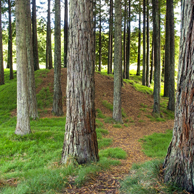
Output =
[
  {"x1": 52, "y1": 0, "x2": 63, "y2": 116},
  {"x1": 15, "y1": 0, "x2": 31, "y2": 135},
  {"x1": 25, "y1": 0, "x2": 38, "y2": 119},
  {"x1": 113, "y1": 0, "x2": 122, "y2": 123},
  {"x1": 46, "y1": 0, "x2": 52, "y2": 69},
  {"x1": 150, "y1": 36, "x2": 154, "y2": 83},
  {"x1": 136, "y1": 1, "x2": 141, "y2": 76},
  {"x1": 0, "y1": 0, "x2": 4, "y2": 86},
  {"x1": 123, "y1": 0, "x2": 127, "y2": 79},
  {"x1": 8, "y1": 0, "x2": 13, "y2": 80},
  {"x1": 98, "y1": 0, "x2": 102, "y2": 72},
  {"x1": 62, "y1": 0, "x2": 99, "y2": 164},
  {"x1": 107, "y1": 0, "x2": 113, "y2": 74},
  {"x1": 64, "y1": 0, "x2": 68, "y2": 68},
  {"x1": 142, "y1": 0, "x2": 146, "y2": 85},
  {"x1": 152, "y1": 0, "x2": 160, "y2": 114},
  {"x1": 126, "y1": 0, "x2": 130, "y2": 80},
  {"x1": 163, "y1": 0, "x2": 194, "y2": 191},
  {"x1": 32, "y1": 0, "x2": 39, "y2": 71}
]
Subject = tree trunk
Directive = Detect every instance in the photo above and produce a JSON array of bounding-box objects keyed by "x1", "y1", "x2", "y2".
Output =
[
  {"x1": 146, "y1": 0, "x2": 150, "y2": 87},
  {"x1": 98, "y1": 0, "x2": 102, "y2": 72},
  {"x1": 32, "y1": 0, "x2": 39, "y2": 71},
  {"x1": 94, "y1": 0, "x2": 96, "y2": 69},
  {"x1": 152, "y1": 0, "x2": 160, "y2": 114},
  {"x1": 52, "y1": 0, "x2": 63, "y2": 116},
  {"x1": 150, "y1": 36, "x2": 154, "y2": 83},
  {"x1": 64, "y1": 0, "x2": 68, "y2": 68},
  {"x1": 164, "y1": 1, "x2": 194, "y2": 192},
  {"x1": 61, "y1": 0, "x2": 99, "y2": 165},
  {"x1": 15, "y1": 0, "x2": 31, "y2": 135},
  {"x1": 25, "y1": 0, "x2": 38, "y2": 120},
  {"x1": 142, "y1": 0, "x2": 146, "y2": 85},
  {"x1": 0, "y1": 0, "x2": 4, "y2": 86},
  {"x1": 8, "y1": 0, "x2": 13, "y2": 80},
  {"x1": 167, "y1": 0, "x2": 175, "y2": 111},
  {"x1": 46, "y1": 0, "x2": 52, "y2": 69},
  {"x1": 126, "y1": 0, "x2": 130, "y2": 80},
  {"x1": 164, "y1": 0, "x2": 170, "y2": 97},
  {"x1": 137, "y1": 1, "x2": 141, "y2": 76},
  {"x1": 123, "y1": 0, "x2": 127, "y2": 79},
  {"x1": 113, "y1": 0, "x2": 122, "y2": 123},
  {"x1": 108, "y1": 0, "x2": 113, "y2": 74}
]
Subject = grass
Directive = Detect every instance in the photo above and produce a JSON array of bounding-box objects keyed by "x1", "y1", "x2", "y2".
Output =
[
  {"x1": 99, "y1": 147, "x2": 127, "y2": 159},
  {"x1": 96, "y1": 119, "x2": 104, "y2": 128},
  {"x1": 96, "y1": 108, "x2": 106, "y2": 118},
  {"x1": 98, "y1": 138, "x2": 113, "y2": 149},
  {"x1": 113, "y1": 124, "x2": 122, "y2": 128},
  {"x1": 104, "y1": 117, "x2": 115, "y2": 124}
]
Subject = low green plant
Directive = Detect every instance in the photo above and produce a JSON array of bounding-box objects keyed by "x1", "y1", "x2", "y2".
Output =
[
  {"x1": 104, "y1": 117, "x2": 115, "y2": 124},
  {"x1": 138, "y1": 120, "x2": 145, "y2": 123},
  {"x1": 96, "y1": 108, "x2": 106, "y2": 118},
  {"x1": 113, "y1": 124, "x2": 122, "y2": 128},
  {"x1": 96, "y1": 128, "x2": 109, "y2": 135},
  {"x1": 96, "y1": 119, "x2": 104, "y2": 128},
  {"x1": 102, "y1": 100, "x2": 113, "y2": 111},
  {"x1": 140, "y1": 103, "x2": 148, "y2": 108},
  {"x1": 99, "y1": 147, "x2": 127, "y2": 159},
  {"x1": 98, "y1": 138, "x2": 113, "y2": 149},
  {"x1": 124, "y1": 123, "x2": 129, "y2": 127}
]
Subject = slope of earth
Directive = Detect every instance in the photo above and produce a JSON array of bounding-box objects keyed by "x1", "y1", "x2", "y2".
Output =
[{"x1": 34, "y1": 68, "x2": 174, "y2": 193}]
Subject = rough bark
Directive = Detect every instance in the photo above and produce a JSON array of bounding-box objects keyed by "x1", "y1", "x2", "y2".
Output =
[
  {"x1": 61, "y1": 0, "x2": 99, "y2": 165},
  {"x1": 167, "y1": 0, "x2": 175, "y2": 111},
  {"x1": 150, "y1": 37, "x2": 154, "y2": 83},
  {"x1": 98, "y1": 0, "x2": 102, "y2": 72},
  {"x1": 108, "y1": 0, "x2": 113, "y2": 74},
  {"x1": 32, "y1": 0, "x2": 39, "y2": 71},
  {"x1": 25, "y1": 0, "x2": 38, "y2": 120},
  {"x1": 164, "y1": 0, "x2": 170, "y2": 97},
  {"x1": 152, "y1": 0, "x2": 160, "y2": 114},
  {"x1": 164, "y1": 1, "x2": 194, "y2": 192},
  {"x1": 52, "y1": 0, "x2": 63, "y2": 116},
  {"x1": 126, "y1": 0, "x2": 130, "y2": 80},
  {"x1": 46, "y1": 0, "x2": 52, "y2": 69},
  {"x1": 146, "y1": 0, "x2": 150, "y2": 87},
  {"x1": 142, "y1": 0, "x2": 146, "y2": 85},
  {"x1": 123, "y1": 0, "x2": 127, "y2": 79},
  {"x1": 94, "y1": 0, "x2": 96, "y2": 69},
  {"x1": 15, "y1": 0, "x2": 31, "y2": 135},
  {"x1": 0, "y1": 0, "x2": 4, "y2": 86},
  {"x1": 64, "y1": 0, "x2": 68, "y2": 68},
  {"x1": 8, "y1": 0, "x2": 13, "y2": 80},
  {"x1": 137, "y1": 1, "x2": 141, "y2": 76},
  {"x1": 113, "y1": 0, "x2": 122, "y2": 123}
]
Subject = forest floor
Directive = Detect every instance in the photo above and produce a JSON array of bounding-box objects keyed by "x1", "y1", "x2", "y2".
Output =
[{"x1": 35, "y1": 69, "x2": 174, "y2": 194}]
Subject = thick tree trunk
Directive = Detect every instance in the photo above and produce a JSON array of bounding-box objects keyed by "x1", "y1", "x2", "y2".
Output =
[
  {"x1": 167, "y1": 0, "x2": 175, "y2": 111},
  {"x1": 25, "y1": 0, "x2": 38, "y2": 120},
  {"x1": 32, "y1": 0, "x2": 39, "y2": 71},
  {"x1": 113, "y1": 0, "x2": 122, "y2": 123},
  {"x1": 52, "y1": 0, "x2": 63, "y2": 116},
  {"x1": 64, "y1": 0, "x2": 68, "y2": 68},
  {"x1": 164, "y1": 1, "x2": 194, "y2": 192},
  {"x1": 123, "y1": 1, "x2": 127, "y2": 79},
  {"x1": 126, "y1": 0, "x2": 130, "y2": 80},
  {"x1": 152, "y1": 0, "x2": 160, "y2": 114},
  {"x1": 93, "y1": 0, "x2": 96, "y2": 69},
  {"x1": 98, "y1": 0, "x2": 102, "y2": 72},
  {"x1": 62, "y1": 0, "x2": 99, "y2": 165},
  {"x1": 164, "y1": 0, "x2": 170, "y2": 97},
  {"x1": 8, "y1": 0, "x2": 13, "y2": 80},
  {"x1": 142, "y1": 0, "x2": 146, "y2": 85},
  {"x1": 15, "y1": 0, "x2": 31, "y2": 135},
  {"x1": 146, "y1": 0, "x2": 150, "y2": 87},
  {"x1": 108, "y1": 0, "x2": 113, "y2": 74},
  {"x1": 0, "y1": 0, "x2": 4, "y2": 86},
  {"x1": 46, "y1": 0, "x2": 52, "y2": 69},
  {"x1": 150, "y1": 37, "x2": 154, "y2": 83},
  {"x1": 137, "y1": 1, "x2": 141, "y2": 76}
]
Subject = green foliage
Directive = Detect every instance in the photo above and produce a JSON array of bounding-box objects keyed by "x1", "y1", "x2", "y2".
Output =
[
  {"x1": 96, "y1": 119, "x2": 104, "y2": 128},
  {"x1": 99, "y1": 148, "x2": 127, "y2": 159},
  {"x1": 35, "y1": 69, "x2": 50, "y2": 88},
  {"x1": 104, "y1": 117, "x2": 115, "y2": 124},
  {"x1": 98, "y1": 138, "x2": 113, "y2": 149},
  {"x1": 96, "y1": 128, "x2": 109, "y2": 135},
  {"x1": 113, "y1": 124, "x2": 122, "y2": 128},
  {"x1": 139, "y1": 130, "x2": 172, "y2": 158},
  {"x1": 96, "y1": 108, "x2": 106, "y2": 118},
  {"x1": 140, "y1": 103, "x2": 148, "y2": 108}
]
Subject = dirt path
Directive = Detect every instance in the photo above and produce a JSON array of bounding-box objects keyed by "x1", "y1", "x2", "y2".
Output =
[{"x1": 37, "y1": 69, "x2": 174, "y2": 193}]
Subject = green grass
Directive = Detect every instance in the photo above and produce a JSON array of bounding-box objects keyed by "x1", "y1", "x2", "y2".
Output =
[
  {"x1": 96, "y1": 108, "x2": 106, "y2": 118},
  {"x1": 96, "y1": 119, "x2": 104, "y2": 128},
  {"x1": 98, "y1": 138, "x2": 113, "y2": 149},
  {"x1": 113, "y1": 124, "x2": 122, "y2": 128},
  {"x1": 99, "y1": 147, "x2": 127, "y2": 159},
  {"x1": 104, "y1": 117, "x2": 115, "y2": 124},
  {"x1": 96, "y1": 128, "x2": 109, "y2": 140},
  {"x1": 35, "y1": 69, "x2": 50, "y2": 88}
]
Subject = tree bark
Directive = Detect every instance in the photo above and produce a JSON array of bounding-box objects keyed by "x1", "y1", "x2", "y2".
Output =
[
  {"x1": 167, "y1": 0, "x2": 175, "y2": 111},
  {"x1": 164, "y1": 0, "x2": 170, "y2": 97},
  {"x1": 15, "y1": 0, "x2": 31, "y2": 135},
  {"x1": 98, "y1": 0, "x2": 102, "y2": 72},
  {"x1": 164, "y1": 1, "x2": 194, "y2": 192},
  {"x1": 137, "y1": 1, "x2": 141, "y2": 76},
  {"x1": 64, "y1": 0, "x2": 68, "y2": 68},
  {"x1": 150, "y1": 36, "x2": 154, "y2": 83},
  {"x1": 108, "y1": 0, "x2": 113, "y2": 74},
  {"x1": 113, "y1": 0, "x2": 122, "y2": 123},
  {"x1": 152, "y1": 0, "x2": 160, "y2": 114},
  {"x1": 25, "y1": 0, "x2": 38, "y2": 120},
  {"x1": 32, "y1": 0, "x2": 39, "y2": 71},
  {"x1": 46, "y1": 0, "x2": 52, "y2": 69},
  {"x1": 123, "y1": 0, "x2": 127, "y2": 79},
  {"x1": 0, "y1": 0, "x2": 4, "y2": 86},
  {"x1": 52, "y1": 0, "x2": 63, "y2": 116},
  {"x1": 8, "y1": 0, "x2": 13, "y2": 80},
  {"x1": 126, "y1": 0, "x2": 130, "y2": 80},
  {"x1": 146, "y1": 0, "x2": 150, "y2": 87},
  {"x1": 62, "y1": 0, "x2": 99, "y2": 165},
  {"x1": 142, "y1": 0, "x2": 146, "y2": 85}
]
